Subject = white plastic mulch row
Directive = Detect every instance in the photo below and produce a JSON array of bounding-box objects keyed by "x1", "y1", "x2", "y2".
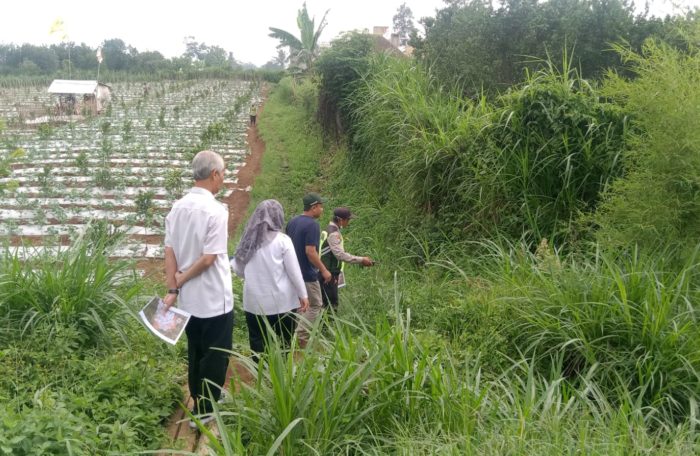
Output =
[
  {"x1": 8, "y1": 243, "x2": 164, "y2": 259},
  {"x1": 9, "y1": 150, "x2": 247, "y2": 168},
  {"x1": 0, "y1": 223, "x2": 163, "y2": 236},
  {"x1": 0, "y1": 208, "x2": 162, "y2": 222},
  {"x1": 0, "y1": 196, "x2": 174, "y2": 209},
  {"x1": 0, "y1": 182, "x2": 237, "y2": 197}
]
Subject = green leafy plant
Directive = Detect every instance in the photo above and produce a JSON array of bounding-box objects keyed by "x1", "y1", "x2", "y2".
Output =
[
  {"x1": 121, "y1": 119, "x2": 132, "y2": 142},
  {"x1": 74, "y1": 150, "x2": 89, "y2": 174},
  {"x1": 37, "y1": 165, "x2": 51, "y2": 190},
  {"x1": 164, "y1": 168, "x2": 184, "y2": 197},
  {"x1": 134, "y1": 189, "x2": 156, "y2": 223},
  {"x1": 0, "y1": 222, "x2": 141, "y2": 347},
  {"x1": 93, "y1": 167, "x2": 114, "y2": 189},
  {"x1": 199, "y1": 121, "x2": 228, "y2": 146},
  {"x1": 100, "y1": 120, "x2": 111, "y2": 136},
  {"x1": 158, "y1": 106, "x2": 166, "y2": 127},
  {"x1": 0, "y1": 147, "x2": 25, "y2": 178},
  {"x1": 37, "y1": 123, "x2": 53, "y2": 140}
]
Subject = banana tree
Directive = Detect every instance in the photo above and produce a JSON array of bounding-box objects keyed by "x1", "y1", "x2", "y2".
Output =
[{"x1": 268, "y1": 2, "x2": 329, "y2": 74}]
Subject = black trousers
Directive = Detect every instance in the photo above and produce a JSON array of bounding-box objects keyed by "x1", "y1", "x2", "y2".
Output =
[
  {"x1": 185, "y1": 311, "x2": 233, "y2": 414},
  {"x1": 245, "y1": 311, "x2": 296, "y2": 357},
  {"x1": 320, "y1": 274, "x2": 340, "y2": 309}
]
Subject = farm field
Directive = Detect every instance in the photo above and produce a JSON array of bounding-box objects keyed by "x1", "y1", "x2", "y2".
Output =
[{"x1": 0, "y1": 79, "x2": 259, "y2": 259}]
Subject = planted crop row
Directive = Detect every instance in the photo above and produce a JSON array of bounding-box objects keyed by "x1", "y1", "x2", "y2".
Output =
[{"x1": 0, "y1": 79, "x2": 259, "y2": 259}]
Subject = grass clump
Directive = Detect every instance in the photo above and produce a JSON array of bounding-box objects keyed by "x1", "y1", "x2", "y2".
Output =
[
  {"x1": 212, "y1": 308, "x2": 698, "y2": 455},
  {"x1": 0, "y1": 222, "x2": 140, "y2": 347},
  {"x1": 488, "y1": 243, "x2": 700, "y2": 426},
  {"x1": 0, "y1": 224, "x2": 185, "y2": 455}
]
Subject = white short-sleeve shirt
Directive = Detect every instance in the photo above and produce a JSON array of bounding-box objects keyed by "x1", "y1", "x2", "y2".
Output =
[
  {"x1": 164, "y1": 187, "x2": 233, "y2": 318},
  {"x1": 231, "y1": 232, "x2": 307, "y2": 316}
]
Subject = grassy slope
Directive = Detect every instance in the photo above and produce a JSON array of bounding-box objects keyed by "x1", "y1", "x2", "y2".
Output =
[{"x1": 218, "y1": 79, "x2": 698, "y2": 454}]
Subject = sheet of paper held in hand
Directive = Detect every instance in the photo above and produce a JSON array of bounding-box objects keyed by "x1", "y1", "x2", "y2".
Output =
[{"x1": 139, "y1": 296, "x2": 191, "y2": 345}]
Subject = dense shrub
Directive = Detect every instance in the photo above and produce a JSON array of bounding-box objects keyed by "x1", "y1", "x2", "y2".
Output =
[
  {"x1": 413, "y1": 0, "x2": 684, "y2": 95},
  {"x1": 595, "y1": 37, "x2": 700, "y2": 258},
  {"x1": 346, "y1": 55, "x2": 627, "y2": 247},
  {"x1": 489, "y1": 62, "x2": 628, "y2": 243},
  {"x1": 315, "y1": 32, "x2": 376, "y2": 137}
]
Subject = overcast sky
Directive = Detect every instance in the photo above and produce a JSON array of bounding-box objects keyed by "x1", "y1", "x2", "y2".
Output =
[{"x1": 1, "y1": 0, "x2": 697, "y2": 66}]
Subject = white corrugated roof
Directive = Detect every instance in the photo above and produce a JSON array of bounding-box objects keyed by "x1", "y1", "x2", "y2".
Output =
[{"x1": 48, "y1": 80, "x2": 99, "y2": 94}]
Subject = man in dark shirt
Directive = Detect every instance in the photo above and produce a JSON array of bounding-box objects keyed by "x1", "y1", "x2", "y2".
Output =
[{"x1": 286, "y1": 193, "x2": 332, "y2": 347}]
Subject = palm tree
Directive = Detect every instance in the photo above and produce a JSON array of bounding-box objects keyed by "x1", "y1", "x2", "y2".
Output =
[{"x1": 268, "y1": 2, "x2": 329, "y2": 74}]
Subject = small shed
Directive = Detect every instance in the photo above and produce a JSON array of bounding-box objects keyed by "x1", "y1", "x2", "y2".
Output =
[{"x1": 48, "y1": 80, "x2": 112, "y2": 115}]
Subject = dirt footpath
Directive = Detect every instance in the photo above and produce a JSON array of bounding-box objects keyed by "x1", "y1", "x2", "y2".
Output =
[{"x1": 223, "y1": 113, "x2": 266, "y2": 238}]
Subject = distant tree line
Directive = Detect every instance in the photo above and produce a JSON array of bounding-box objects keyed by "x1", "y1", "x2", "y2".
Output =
[
  {"x1": 411, "y1": 0, "x2": 698, "y2": 95},
  {"x1": 0, "y1": 37, "x2": 285, "y2": 78}
]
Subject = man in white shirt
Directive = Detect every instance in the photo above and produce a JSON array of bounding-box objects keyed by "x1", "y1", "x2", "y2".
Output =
[{"x1": 163, "y1": 150, "x2": 233, "y2": 426}]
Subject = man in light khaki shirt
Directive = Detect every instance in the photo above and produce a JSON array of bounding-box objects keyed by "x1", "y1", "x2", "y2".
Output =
[{"x1": 319, "y1": 207, "x2": 373, "y2": 309}]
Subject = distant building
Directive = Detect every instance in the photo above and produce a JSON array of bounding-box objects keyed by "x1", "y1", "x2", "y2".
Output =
[
  {"x1": 372, "y1": 26, "x2": 413, "y2": 57},
  {"x1": 373, "y1": 26, "x2": 389, "y2": 36},
  {"x1": 48, "y1": 80, "x2": 112, "y2": 115}
]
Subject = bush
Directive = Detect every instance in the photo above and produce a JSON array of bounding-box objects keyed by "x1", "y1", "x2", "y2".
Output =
[
  {"x1": 347, "y1": 54, "x2": 627, "y2": 247},
  {"x1": 595, "y1": 37, "x2": 700, "y2": 259},
  {"x1": 0, "y1": 223, "x2": 141, "y2": 347},
  {"x1": 315, "y1": 32, "x2": 376, "y2": 137},
  {"x1": 490, "y1": 60, "x2": 628, "y2": 243}
]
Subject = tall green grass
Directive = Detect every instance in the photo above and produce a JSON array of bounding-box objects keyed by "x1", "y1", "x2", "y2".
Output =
[
  {"x1": 346, "y1": 54, "x2": 627, "y2": 248},
  {"x1": 205, "y1": 301, "x2": 698, "y2": 455},
  {"x1": 486, "y1": 242, "x2": 700, "y2": 426},
  {"x1": 0, "y1": 222, "x2": 141, "y2": 347},
  {"x1": 195, "y1": 76, "x2": 700, "y2": 455}
]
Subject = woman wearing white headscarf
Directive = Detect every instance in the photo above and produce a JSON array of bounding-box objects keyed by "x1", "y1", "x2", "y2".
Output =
[{"x1": 231, "y1": 199, "x2": 309, "y2": 357}]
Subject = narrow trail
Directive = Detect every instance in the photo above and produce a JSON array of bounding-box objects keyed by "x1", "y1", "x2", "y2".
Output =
[{"x1": 158, "y1": 89, "x2": 267, "y2": 454}]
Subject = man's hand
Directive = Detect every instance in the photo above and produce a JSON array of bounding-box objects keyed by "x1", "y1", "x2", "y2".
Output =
[
  {"x1": 298, "y1": 297, "x2": 309, "y2": 313},
  {"x1": 321, "y1": 268, "x2": 332, "y2": 283},
  {"x1": 361, "y1": 257, "x2": 374, "y2": 267},
  {"x1": 162, "y1": 293, "x2": 177, "y2": 311},
  {"x1": 174, "y1": 270, "x2": 184, "y2": 288}
]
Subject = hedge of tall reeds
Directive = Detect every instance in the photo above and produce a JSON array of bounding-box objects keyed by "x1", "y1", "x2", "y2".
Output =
[{"x1": 345, "y1": 54, "x2": 627, "y2": 248}]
